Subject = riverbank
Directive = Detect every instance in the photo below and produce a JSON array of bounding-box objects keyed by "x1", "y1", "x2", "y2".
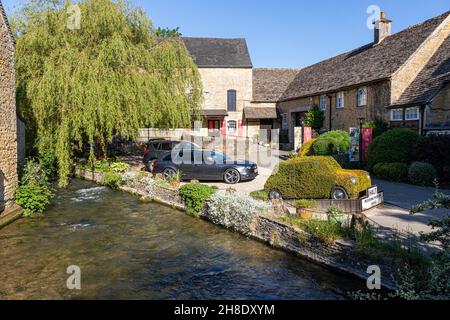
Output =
[{"x1": 75, "y1": 167, "x2": 399, "y2": 290}]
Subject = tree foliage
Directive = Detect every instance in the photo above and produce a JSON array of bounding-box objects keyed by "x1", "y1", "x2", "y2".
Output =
[
  {"x1": 14, "y1": 0, "x2": 202, "y2": 186},
  {"x1": 304, "y1": 105, "x2": 325, "y2": 130}
]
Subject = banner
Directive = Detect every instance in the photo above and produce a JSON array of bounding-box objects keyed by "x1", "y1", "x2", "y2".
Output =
[
  {"x1": 349, "y1": 127, "x2": 360, "y2": 162},
  {"x1": 362, "y1": 128, "x2": 373, "y2": 162},
  {"x1": 303, "y1": 127, "x2": 312, "y2": 143}
]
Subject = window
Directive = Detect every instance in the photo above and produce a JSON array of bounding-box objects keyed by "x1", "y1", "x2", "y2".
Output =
[
  {"x1": 405, "y1": 107, "x2": 419, "y2": 121},
  {"x1": 319, "y1": 95, "x2": 327, "y2": 111},
  {"x1": 227, "y1": 90, "x2": 237, "y2": 112},
  {"x1": 227, "y1": 120, "x2": 237, "y2": 133},
  {"x1": 390, "y1": 109, "x2": 403, "y2": 121},
  {"x1": 336, "y1": 92, "x2": 344, "y2": 109},
  {"x1": 357, "y1": 87, "x2": 367, "y2": 107}
]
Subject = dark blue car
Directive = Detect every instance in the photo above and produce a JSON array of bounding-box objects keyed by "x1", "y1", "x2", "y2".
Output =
[{"x1": 147, "y1": 150, "x2": 258, "y2": 184}]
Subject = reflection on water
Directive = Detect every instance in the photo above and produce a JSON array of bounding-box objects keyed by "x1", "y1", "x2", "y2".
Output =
[{"x1": 0, "y1": 180, "x2": 363, "y2": 300}]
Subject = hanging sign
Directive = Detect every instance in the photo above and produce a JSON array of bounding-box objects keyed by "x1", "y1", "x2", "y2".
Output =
[{"x1": 362, "y1": 128, "x2": 373, "y2": 162}]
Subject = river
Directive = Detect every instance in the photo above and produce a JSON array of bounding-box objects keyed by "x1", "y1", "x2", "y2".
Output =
[{"x1": 0, "y1": 180, "x2": 363, "y2": 300}]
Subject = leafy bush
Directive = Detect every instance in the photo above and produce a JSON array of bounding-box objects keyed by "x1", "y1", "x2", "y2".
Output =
[
  {"x1": 367, "y1": 129, "x2": 419, "y2": 171},
  {"x1": 312, "y1": 131, "x2": 350, "y2": 156},
  {"x1": 102, "y1": 172, "x2": 125, "y2": 189},
  {"x1": 373, "y1": 162, "x2": 408, "y2": 182},
  {"x1": 304, "y1": 105, "x2": 325, "y2": 130},
  {"x1": 327, "y1": 206, "x2": 345, "y2": 224},
  {"x1": 15, "y1": 159, "x2": 54, "y2": 217},
  {"x1": 207, "y1": 192, "x2": 270, "y2": 236},
  {"x1": 412, "y1": 135, "x2": 450, "y2": 183},
  {"x1": 297, "y1": 138, "x2": 317, "y2": 157},
  {"x1": 179, "y1": 184, "x2": 217, "y2": 216},
  {"x1": 265, "y1": 156, "x2": 370, "y2": 199},
  {"x1": 408, "y1": 162, "x2": 438, "y2": 187},
  {"x1": 250, "y1": 190, "x2": 269, "y2": 201},
  {"x1": 110, "y1": 162, "x2": 129, "y2": 174},
  {"x1": 363, "y1": 117, "x2": 389, "y2": 138},
  {"x1": 293, "y1": 200, "x2": 318, "y2": 209}
]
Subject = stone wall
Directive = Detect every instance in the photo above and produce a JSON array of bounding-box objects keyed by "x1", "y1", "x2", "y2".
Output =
[
  {"x1": 391, "y1": 14, "x2": 450, "y2": 104},
  {"x1": 425, "y1": 82, "x2": 450, "y2": 129},
  {"x1": 0, "y1": 11, "x2": 18, "y2": 213}
]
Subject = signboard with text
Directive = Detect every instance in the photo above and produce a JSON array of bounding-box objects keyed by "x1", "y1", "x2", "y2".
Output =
[
  {"x1": 362, "y1": 128, "x2": 373, "y2": 162},
  {"x1": 349, "y1": 127, "x2": 360, "y2": 162}
]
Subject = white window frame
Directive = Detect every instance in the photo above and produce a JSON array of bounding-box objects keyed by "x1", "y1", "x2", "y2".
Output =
[
  {"x1": 336, "y1": 92, "x2": 344, "y2": 109},
  {"x1": 319, "y1": 95, "x2": 327, "y2": 111},
  {"x1": 227, "y1": 120, "x2": 237, "y2": 133},
  {"x1": 357, "y1": 87, "x2": 367, "y2": 107},
  {"x1": 390, "y1": 109, "x2": 404, "y2": 121},
  {"x1": 405, "y1": 107, "x2": 420, "y2": 121}
]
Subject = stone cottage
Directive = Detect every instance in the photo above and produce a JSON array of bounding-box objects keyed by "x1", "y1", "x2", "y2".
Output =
[
  {"x1": 182, "y1": 37, "x2": 299, "y2": 139},
  {"x1": 0, "y1": 1, "x2": 18, "y2": 213},
  {"x1": 277, "y1": 11, "x2": 450, "y2": 144}
]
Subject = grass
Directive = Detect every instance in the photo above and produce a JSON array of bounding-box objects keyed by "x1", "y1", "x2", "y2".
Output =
[{"x1": 250, "y1": 190, "x2": 269, "y2": 201}]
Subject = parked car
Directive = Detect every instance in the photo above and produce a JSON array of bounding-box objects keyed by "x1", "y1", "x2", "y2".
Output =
[
  {"x1": 143, "y1": 140, "x2": 201, "y2": 164},
  {"x1": 147, "y1": 150, "x2": 258, "y2": 184},
  {"x1": 265, "y1": 156, "x2": 372, "y2": 200}
]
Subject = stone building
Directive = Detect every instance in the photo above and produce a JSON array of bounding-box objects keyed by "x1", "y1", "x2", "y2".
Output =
[
  {"x1": 277, "y1": 11, "x2": 450, "y2": 145},
  {"x1": 182, "y1": 37, "x2": 298, "y2": 139},
  {"x1": 0, "y1": 1, "x2": 18, "y2": 213}
]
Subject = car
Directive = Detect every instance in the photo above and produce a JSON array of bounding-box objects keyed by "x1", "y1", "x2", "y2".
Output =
[
  {"x1": 264, "y1": 156, "x2": 372, "y2": 200},
  {"x1": 143, "y1": 140, "x2": 201, "y2": 164},
  {"x1": 147, "y1": 150, "x2": 259, "y2": 184}
]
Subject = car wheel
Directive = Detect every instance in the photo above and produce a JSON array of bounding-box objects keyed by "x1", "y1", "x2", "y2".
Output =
[
  {"x1": 162, "y1": 168, "x2": 176, "y2": 180},
  {"x1": 224, "y1": 169, "x2": 241, "y2": 184},
  {"x1": 268, "y1": 189, "x2": 283, "y2": 200},
  {"x1": 331, "y1": 186, "x2": 349, "y2": 200}
]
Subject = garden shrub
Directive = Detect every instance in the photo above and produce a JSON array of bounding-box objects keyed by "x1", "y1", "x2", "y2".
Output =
[
  {"x1": 304, "y1": 105, "x2": 325, "y2": 130},
  {"x1": 408, "y1": 162, "x2": 438, "y2": 187},
  {"x1": 297, "y1": 138, "x2": 317, "y2": 157},
  {"x1": 250, "y1": 190, "x2": 269, "y2": 201},
  {"x1": 312, "y1": 131, "x2": 350, "y2": 156},
  {"x1": 293, "y1": 199, "x2": 318, "y2": 209},
  {"x1": 179, "y1": 184, "x2": 217, "y2": 216},
  {"x1": 207, "y1": 192, "x2": 270, "y2": 236},
  {"x1": 102, "y1": 172, "x2": 125, "y2": 189},
  {"x1": 110, "y1": 162, "x2": 129, "y2": 174},
  {"x1": 367, "y1": 129, "x2": 419, "y2": 171},
  {"x1": 373, "y1": 162, "x2": 408, "y2": 182},
  {"x1": 412, "y1": 135, "x2": 450, "y2": 183},
  {"x1": 363, "y1": 117, "x2": 389, "y2": 138},
  {"x1": 15, "y1": 159, "x2": 54, "y2": 217}
]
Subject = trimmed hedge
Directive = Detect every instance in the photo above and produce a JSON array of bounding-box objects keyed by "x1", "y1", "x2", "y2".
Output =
[
  {"x1": 265, "y1": 156, "x2": 371, "y2": 199},
  {"x1": 412, "y1": 135, "x2": 450, "y2": 183},
  {"x1": 298, "y1": 138, "x2": 317, "y2": 157},
  {"x1": 373, "y1": 162, "x2": 408, "y2": 182},
  {"x1": 367, "y1": 129, "x2": 419, "y2": 171},
  {"x1": 179, "y1": 183, "x2": 217, "y2": 216},
  {"x1": 313, "y1": 131, "x2": 350, "y2": 156},
  {"x1": 408, "y1": 162, "x2": 438, "y2": 187}
]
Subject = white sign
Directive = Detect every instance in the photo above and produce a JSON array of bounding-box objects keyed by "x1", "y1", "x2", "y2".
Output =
[{"x1": 361, "y1": 186, "x2": 384, "y2": 211}]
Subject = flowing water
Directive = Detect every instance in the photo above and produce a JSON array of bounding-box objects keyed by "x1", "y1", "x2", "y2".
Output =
[{"x1": 0, "y1": 180, "x2": 363, "y2": 300}]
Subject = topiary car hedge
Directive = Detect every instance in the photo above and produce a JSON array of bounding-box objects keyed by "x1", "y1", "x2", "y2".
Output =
[{"x1": 265, "y1": 156, "x2": 372, "y2": 200}]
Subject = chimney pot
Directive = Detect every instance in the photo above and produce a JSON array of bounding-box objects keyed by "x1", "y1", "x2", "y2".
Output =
[{"x1": 374, "y1": 11, "x2": 392, "y2": 44}]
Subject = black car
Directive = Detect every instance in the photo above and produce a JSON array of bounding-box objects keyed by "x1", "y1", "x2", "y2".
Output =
[
  {"x1": 147, "y1": 150, "x2": 258, "y2": 184},
  {"x1": 143, "y1": 140, "x2": 201, "y2": 164}
]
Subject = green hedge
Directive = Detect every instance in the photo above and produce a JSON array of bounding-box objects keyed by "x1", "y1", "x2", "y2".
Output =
[
  {"x1": 373, "y1": 162, "x2": 408, "y2": 182},
  {"x1": 313, "y1": 131, "x2": 350, "y2": 156},
  {"x1": 408, "y1": 162, "x2": 438, "y2": 187},
  {"x1": 412, "y1": 135, "x2": 450, "y2": 183},
  {"x1": 179, "y1": 184, "x2": 217, "y2": 216},
  {"x1": 367, "y1": 129, "x2": 419, "y2": 171}
]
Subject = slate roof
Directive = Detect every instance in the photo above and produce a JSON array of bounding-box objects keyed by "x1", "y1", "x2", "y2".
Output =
[
  {"x1": 280, "y1": 11, "x2": 450, "y2": 102},
  {"x1": 0, "y1": 1, "x2": 12, "y2": 39},
  {"x1": 244, "y1": 107, "x2": 278, "y2": 120},
  {"x1": 182, "y1": 37, "x2": 252, "y2": 68},
  {"x1": 392, "y1": 35, "x2": 450, "y2": 107},
  {"x1": 199, "y1": 109, "x2": 229, "y2": 117},
  {"x1": 253, "y1": 68, "x2": 301, "y2": 102}
]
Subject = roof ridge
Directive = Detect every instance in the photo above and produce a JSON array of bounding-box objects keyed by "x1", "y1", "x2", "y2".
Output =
[
  {"x1": 182, "y1": 36, "x2": 246, "y2": 41},
  {"x1": 0, "y1": 1, "x2": 12, "y2": 38}
]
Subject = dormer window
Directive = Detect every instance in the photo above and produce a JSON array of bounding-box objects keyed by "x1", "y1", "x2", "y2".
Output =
[
  {"x1": 319, "y1": 95, "x2": 327, "y2": 111},
  {"x1": 357, "y1": 87, "x2": 367, "y2": 107}
]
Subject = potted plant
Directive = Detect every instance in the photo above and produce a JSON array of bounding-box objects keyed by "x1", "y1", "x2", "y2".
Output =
[
  {"x1": 293, "y1": 200, "x2": 318, "y2": 220},
  {"x1": 169, "y1": 170, "x2": 183, "y2": 188}
]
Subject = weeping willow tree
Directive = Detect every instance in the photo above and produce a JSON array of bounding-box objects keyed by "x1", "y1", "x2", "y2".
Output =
[{"x1": 14, "y1": 0, "x2": 202, "y2": 187}]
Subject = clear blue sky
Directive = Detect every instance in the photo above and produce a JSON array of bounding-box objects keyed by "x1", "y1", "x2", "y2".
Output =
[{"x1": 3, "y1": 0, "x2": 449, "y2": 67}]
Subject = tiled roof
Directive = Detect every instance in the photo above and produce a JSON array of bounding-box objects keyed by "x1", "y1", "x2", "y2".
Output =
[
  {"x1": 280, "y1": 11, "x2": 450, "y2": 101},
  {"x1": 0, "y1": 1, "x2": 13, "y2": 39},
  {"x1": 393, "y1": 35, "x2": 450, "y2": 107},
  {"x1": 253, "y1": 68, "x2": 301, "y2": 102},
  {"x1": 244, "y1": 107, "x2": 278, "y2": 120},
  {"x1": 182, "y1": 37, "x2": 252, "y2": 68}
]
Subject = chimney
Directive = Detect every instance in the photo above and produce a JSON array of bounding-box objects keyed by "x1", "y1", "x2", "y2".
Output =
[{"x1": 374, "y1": 11, "x2": 392, "y2": 44}]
